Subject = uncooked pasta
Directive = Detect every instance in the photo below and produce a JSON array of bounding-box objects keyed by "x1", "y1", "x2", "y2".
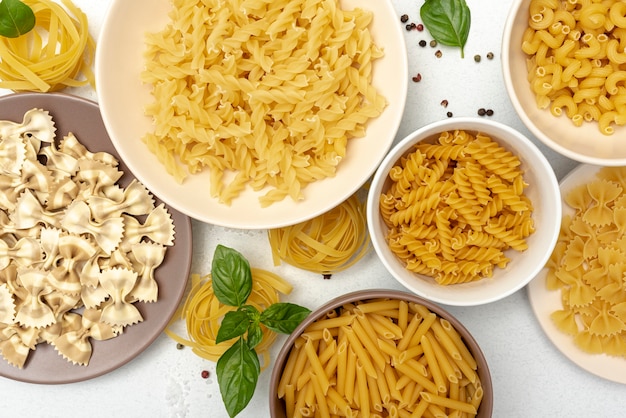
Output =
[
  {"x1": 141, "y1": 0, "x2": 386, "y2": 206},
  {"x1": 268, "y1": 193, "x2": 370, "y2": 274},
  {"x1": 0, "y1": 0, "x2": 95, "y2": 92},
  {"x1": 165, "y1": 268, "x2": 293, "y2": 368}
]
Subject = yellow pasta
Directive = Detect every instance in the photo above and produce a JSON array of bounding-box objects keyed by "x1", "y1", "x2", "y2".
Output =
[
  {"x1": 546, "y1": 166, "x2": 626, "y2": 357},
  {"x1": 268, "y1": 192, "x2": 370, "y2": 275},
  {"x1": 277, "y1": 299, "x2": 485, "y2": 417},
  {"x1": 524, "y1": 0, "x2": 626, "y2": 134},
  {"x1": 165, "y1": 268, "x2": 292, "y2": 368},
  {"x1": 381, "y1": 130, "x2": 535, "y2": 285},
  {"x1": 141, "y1": 0, "x2": 386, "y2": 204},
  {"x1": 0, "y1": 0, "x2": 95, "y2": 92}
]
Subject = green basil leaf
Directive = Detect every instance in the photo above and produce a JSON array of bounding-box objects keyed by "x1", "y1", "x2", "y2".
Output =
[
  {"x1": 212, "y1": 245, "x2": 252, "y2": 307},
  {"x1": 216, "y1": 310, "x2": 251, "y2": 344},
  {"x1": 246, "y1": 322, "x2": 263, "y2": 350},
  {"x1": 216, "y1": 338, "x2": 260, "y2": 418},
  {"x1": 259, "y1": 303, "x2": 311, "y2": 334},
  {"x1": 420, "y1": 0, "x2": 471, "y2": 58},
  {"x1": 0, "y1": 0, "x2": 35, "y2": 38}
]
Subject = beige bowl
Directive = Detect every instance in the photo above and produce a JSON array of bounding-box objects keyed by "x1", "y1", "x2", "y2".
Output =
[
  {"x1": 366, "y1": 117, "x2": 561, "y2": 306},
  {"x1": 268, "y1": 289, "x2": 493, "y2": 417},
  {"x1": 502, "y1": 0, "x2": 626, "y2": 165}
]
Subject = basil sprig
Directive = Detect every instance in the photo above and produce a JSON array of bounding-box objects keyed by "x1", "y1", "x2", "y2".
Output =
[
  {"x1": 0, "y1": 0, "x2": 35, "y2": 38},
  {"x1": 212, "y1": 245, "x2": 311, "y2": 417},
  {"x1": 420, "y1": 0, "x2": 471, "y2": 58}
]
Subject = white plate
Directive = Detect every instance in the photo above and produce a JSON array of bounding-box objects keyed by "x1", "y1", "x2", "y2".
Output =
[
  {"x1": 527, "y1": 163, "x2": 626, "y2": 384},
  {"x1": 95, "y1": 0, "x2": 408, "y2": 229}
]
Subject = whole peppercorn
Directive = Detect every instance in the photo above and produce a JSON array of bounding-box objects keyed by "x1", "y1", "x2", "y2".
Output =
[
  {"x1": 430, "y1": 40, "x2": 438, "y2": 47},
  {"x1": 486, "y1": 109, "x2": 494, "y2": 116},
  {"x1": 201, "y1": 370, "x2": 210, "y2": 379},
  {"x1": 440, "y1": 99, "x2": 449, "y2": 108},
  {"x1": 412, "y1": 73, "x2": 422, "y2": 82},
  {"x1": 176, "y1": 343, "x2": 184, "y2": 350},
  {"x1": 400, "y1": 14, "x2": 409, "y2": 23},
  {"x1": 435, "y1": 50, "x2": 442, "y2": 58},
  {"x1": 487, "y1": 52, "x2": 495, "y2": 60},
  {"x1": 416, "y1": 23, "x2": 424, "y2": 31},
  {"x1": 419, "y1": 40, "x2": 427, "y2": 47},
  {"x1": 478, "y1": 108, "x2": 486, "y2": 116},
  {"x1": 446, "y1": 111, "x2": 453, "y2": 118},
  {"x1": 474, "y1": 54, "x2": 481, "y2": 62}
]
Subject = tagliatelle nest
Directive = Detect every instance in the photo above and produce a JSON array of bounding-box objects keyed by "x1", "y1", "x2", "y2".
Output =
[{"x1": 0, "y1": 109, "x2": 175, "y2": 368}]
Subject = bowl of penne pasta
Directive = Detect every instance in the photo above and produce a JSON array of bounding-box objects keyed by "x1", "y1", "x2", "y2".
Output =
[
  {"x1": 268, "y1": 289, "x2": 493, "y2": 418},
  {"x1": 502, "y1": 0, "x2": 626, "y2": 165},
  {"x1": 366, "y1": 117, "x2": 561, "y2": 306}
]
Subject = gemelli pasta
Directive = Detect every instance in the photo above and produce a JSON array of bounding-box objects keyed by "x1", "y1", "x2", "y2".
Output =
[
  {"x1": 276, "y1": 298, "x2": 484, "y2": 417},
  {"x1": 523, "y1": 0, "x2": 626, "y2": 135},
  {"x1": 141, "y1": 0, "x2": 387, "y2": 206},
  {"x1": 380, "y1": 130, "x2": 535, "y2": 285}
]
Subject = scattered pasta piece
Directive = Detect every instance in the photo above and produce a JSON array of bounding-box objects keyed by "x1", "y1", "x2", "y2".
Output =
[
  {"x1": 141, "y1": 0, "x2": 387, "y2": 205},
  {"x1": 268, "y1": 193, "x2": 370, "y2": 275},
  {"x1": 0, "y1": 109, "x2": 175, "y2": 368},
  {"x1": 547, "y1": 166, "x2": 626, "y2": 357},
  {"x1": 277, "y1": 299, "x2": 484, "y2": 417},
  {"x1": 165, "y1": 268, "x2": 293, "y2": 369},
  {"x1": 0, "y1": 0, "x2": 96, "y2": 92},
  {"x1": 523, "y1": 0, "x2": 626, "y2": 135},
  {"x1": 380, "y1": 129, "x2": 535, "y2": 285}
]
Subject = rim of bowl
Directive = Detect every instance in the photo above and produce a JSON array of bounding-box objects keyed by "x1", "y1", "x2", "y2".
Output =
[
  {"x1": 268, "y1": 289, "x2": 494, "y2": 418},
  {"x1": 501, "y1": 0, "x2": 626, "y2": 166},
  {"x1": 366, "y1": 117, "x2": 562, "y2": 306}
]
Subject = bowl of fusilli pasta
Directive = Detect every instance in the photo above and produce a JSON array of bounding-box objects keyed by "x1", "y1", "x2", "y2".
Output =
[
  {"x1": 366, "y1": 117, "x2": 561, "y2": 306},
  {"x1": 502, "y1": 0, "x2": 626, "y2": 165}
]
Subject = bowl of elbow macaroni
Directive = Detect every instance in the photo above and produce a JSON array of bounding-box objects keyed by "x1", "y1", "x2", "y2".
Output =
[
  {"x1": 502, "y1": 0, "x2": 626, "y2": 165},
  {"x1": 366, "y1": 117, "x2": 561, "y2": 306},
  {"x1": 269, "y1": 289, "x2": 493, "y2": 418}
]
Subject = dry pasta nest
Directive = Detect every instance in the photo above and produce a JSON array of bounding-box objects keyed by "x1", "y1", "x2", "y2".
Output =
[{"x1": 268, "y1": 193, "x2": 371, "y2": 275}]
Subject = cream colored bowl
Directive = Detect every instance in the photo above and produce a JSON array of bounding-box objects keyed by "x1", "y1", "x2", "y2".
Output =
[
  {"x1": 502, "y1": 0, "x2": 626, "y2": 165},
  {"x1": 367, "y1": 118, "x2": 561, "y2": 306}
]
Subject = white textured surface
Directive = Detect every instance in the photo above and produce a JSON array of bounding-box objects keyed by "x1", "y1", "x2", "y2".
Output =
[{"x1": 0, "y1": 1, "x2": 624, "y2": 417}]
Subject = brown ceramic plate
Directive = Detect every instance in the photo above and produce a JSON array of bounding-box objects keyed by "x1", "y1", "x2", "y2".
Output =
[{"x1": 0, "y1": 92, "x2": 192, "y2": 384}]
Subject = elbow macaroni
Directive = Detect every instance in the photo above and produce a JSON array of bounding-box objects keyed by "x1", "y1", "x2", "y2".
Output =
[{"x1": 524, "y1": 0, "x2": 626, "y2": 135}]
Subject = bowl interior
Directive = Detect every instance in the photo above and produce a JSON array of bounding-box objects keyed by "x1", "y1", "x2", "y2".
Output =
[
  {"x1": 95, "y1": 0, "x2": 408, "y2": 229},
  {"x1": 502, "y1": 0, "x2": 626, "y2": 165},
  {"x1": 367, "y1": 118, "x2": 562, "y2": 306},
  {"x1": 269, "y1": 289, "x2": 494, "y2": 417}
]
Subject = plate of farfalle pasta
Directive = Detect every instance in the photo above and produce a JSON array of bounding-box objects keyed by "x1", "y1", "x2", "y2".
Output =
[
  {"x1": 0, "y1": 92, "x2": 192, "y2": 384},
  {"x1": 528, "y1": 163, "x2": 626, "y2": 384},
  {"x1": 96, "y1": 0, "x2": 408, "y2": 229}
]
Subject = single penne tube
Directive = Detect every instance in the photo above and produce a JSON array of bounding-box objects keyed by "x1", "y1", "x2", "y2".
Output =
[
  {"x1": 304, "y1": 338, "x2": 331, "y2": 394},
  {"x1": 409, "y1": 312, "x2": 437, "y2": 348},
  {"x1": 430, "y1": 320, "x2": 463, "y2": 362},
  {"x1": 420, "y1": 391, "x2": 478, "y2": 415},
  {"x1": 383, "y1": 363, "x2": 404, "y2": 402},
  {"x1": 305, "y1": 314, "x2": 355, "y2": 331},
  {"x1": 336, "y1": 338, "x2": 348, "y2": 396},
  {"x1": 354, "y1": 299, "x2": 401, "y2": 314},
  {"x1": 352, "y1": 318, "x2": 389, "y2": 370},
  {"x1": 398, "y1": 300, "x2": 409, "y2": 331},
  {"x1": 367, "y1": 373, "x2": 384, "y2": 413},
  {"x1": 284, "y1": 384, "x2": 296, "y2": 418},
  {"x1": 344, "y1": 346, "x2": 358, "y2": 404},
  {"x1": 310, "y1": 371, "x2": 331, "y2": 418},
  {"x1": 410, "y1": 398, "x2": 430, "y2": 418},
  {"x1": 375, "y1": 364, "x2": 392, "y2": 405},
  {"x1": 393, "y1": 361, "x2": 438, "y2": 394},
  {"x1": 420, "y1": 335, "x2": 447, "y2": 394},
  {"x1": 356, "y1": 360, "x2": 371, "y2": 417}
]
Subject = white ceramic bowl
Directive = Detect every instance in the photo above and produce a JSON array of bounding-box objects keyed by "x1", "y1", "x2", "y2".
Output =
[
  {"x1": 367, "y1": 118, "x2": 562, "y2": 306},
  {"x1": 502, "y1": 0, "x2": 626, "y2": 165},
  {"x1": 95, "y1": 0, "x2": 407, "y2": 229}
]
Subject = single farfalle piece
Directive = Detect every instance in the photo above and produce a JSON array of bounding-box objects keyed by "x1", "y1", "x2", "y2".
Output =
[
  {"x1": 47, "y1": 234, "x2": 99, "y2": 295},
  {"x1": 0, "y1": 136, "x2": 26, "y2": 176},
  {"x1": 88, "y1": 179, "x2": 155, "y2": 221},
  {"x1": 0, "y1": 236, "x2": 43, "y2": 271},
  {"x1": 0, "y1": 283, "x2": 15, "y2": 324},
  {"x1": 61, "y1": 200, "x2": 125, "y2": 254},
  {"x1": 58, "y1": 132, "x2": 118, "y2": 167},
  {"x1": 129, "y1": 242, "x2": 166, "y2": 303},
  {"x1": 38, "y1": 311, "x2": 82, "y2": 345},
  {"x1": 73, "y1": 159, "x2": 123, "y2": 198},
  {"x1": 122, "y1": 203, "x2": 175, "y2": 249},
  {"x1": 53, "y1": 308, "x2": 116, "y2": 366},
  {"x1": 20, "y1": 158, "x2": 54, "y2": 197},
  {"x1": 45, "y1": 177, "x2": 80, "y2": 211},
  {"x1": 98, "y1": 268, "x2": 143, "y2": 327},
  {"x1": 583, "y1": 180, "x2": 623, "y2": 227},
  {"x1": 39, "y1": 143, "x2": 79, "y2": 180},
  {"x1": 14, "y1": 267, "x2": 55, "y2": 329},
  {"x1": 0, "y1": 109, "x2": 55, "y2": 144},
  {"x1": 11, "y1": 189, "x2": 62, "y2": 229},
  {"x1": 0, "y1": 325, "x2": 32, "y2": 368}
]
